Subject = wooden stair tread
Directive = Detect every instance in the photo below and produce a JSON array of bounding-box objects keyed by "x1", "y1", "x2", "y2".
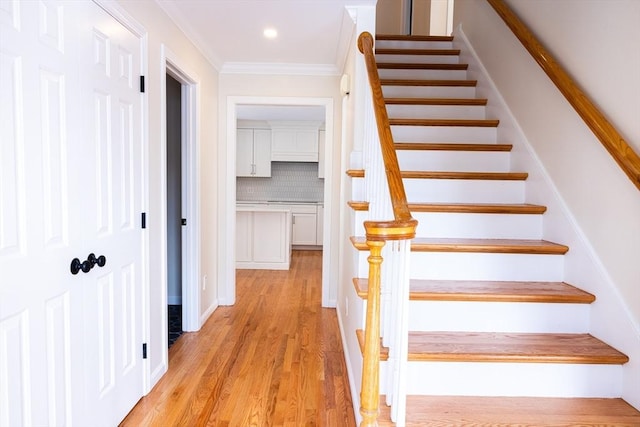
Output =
[
  {"x1": 346, "y1": 169, "x2": 527, "y2": 180},
  {"x1": 348, "y1": 201, "x2": 546, "y2": 214},
  {"x1": 376, "y1": 48, "x2": 460, "y2": 55},
  {"x1": 378, "y1": 396, "x2": 640, "y2": 426},
  {"x1": 381, "y1": 78, "x2": 476, "y2": 87},
  {"x1": 352, "y1": 278, "x2": 596, "y2": 303},
  {"x1": 385, "y1": 97, "x2": 487, "y2": 105},
  {"x1": 355, "y1": 330, "x2": 629, "y2": 364},
  {"x1": 350, "y1": 236, "x2": 569, "y2": 254},
  {"x1": 389, "y1": 118, "x2": 499, "y2": 127},
  {"x1": 377, "y1": 62, "x2": 468, "y2": 70},
  {"x1": 394, "y1": 142, "x2": 511, "y2": 151},
  {"x1": 409, "y1": 202, "x2": 545, "y2": 213},
  {"x1": 376, "y1": 34, "x2": 454, "y2": 42}
]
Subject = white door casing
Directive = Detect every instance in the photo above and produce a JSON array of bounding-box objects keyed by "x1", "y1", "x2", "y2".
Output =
[{"x1": 0, "y1": 1, "x2": 145, "y2": 425}]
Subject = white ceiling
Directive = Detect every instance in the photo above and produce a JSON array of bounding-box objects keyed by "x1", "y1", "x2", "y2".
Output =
[{"x1": 156, "y1": 0, "x2": 374, "y2": 75}]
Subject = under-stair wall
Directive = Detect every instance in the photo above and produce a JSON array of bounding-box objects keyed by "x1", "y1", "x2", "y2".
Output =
[{"x1": 453, "y1": 0, "x2": 640, "y2": 408}]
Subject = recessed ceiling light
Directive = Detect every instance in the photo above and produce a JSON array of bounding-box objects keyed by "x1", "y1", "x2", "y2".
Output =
[{"x1": 263, "y1": 28, "x2": 278, "y2": 39}]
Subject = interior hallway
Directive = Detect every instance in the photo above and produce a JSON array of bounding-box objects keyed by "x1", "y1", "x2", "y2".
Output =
[{"x1": 120, "y1": 250, "x2": 356, "y2": 426}]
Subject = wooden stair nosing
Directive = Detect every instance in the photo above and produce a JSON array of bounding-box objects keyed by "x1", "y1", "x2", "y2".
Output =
[
  {"x1": 376, "y1": 34, "x2": 454, "y2": 42},
  {"x1": 394, "y1": 142, "x2": 511, "y2": 151},
  {"x1": 381, "y1": 79, "x2": 476, "y2": 87},
  {"x1": 399, "y1": 171, "x2": 526, "y2": 180},
  {"x1": 377, "y1": 62, "x2": 468, "y2": 70},
  {"x1": 347, "y1": 201, "x2": 547, "y2": 215},
  {"x1": 379, "y1": 395, "x2": 640, "y2": 426},
  {"x1": 385, "y1": 97, "x2": 487, "y2": 106},
  {"x1": 350, "y1": 236, "x2": 570, "y2": 255},
  {"x1": 375, "y1": 48, "x2": 460, "y2": 56},
  {"x1": 355, "y1": 330, "x2": 629, "y2": 365},
  {"x1": 346, "y1": 170, "x2": 527, "y2": 180},
  {"x1": 389, "y1": 118, "x2": 499, "y2": 127},
  {"x1": 352, "y1": 278, "x2": 596, "y2": 304}
]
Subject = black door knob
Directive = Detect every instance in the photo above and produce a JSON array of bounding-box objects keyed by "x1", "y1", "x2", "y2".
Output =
[
  {"x1": 87, "y1": 253, "x2": 107, "y2": 268},
  {"x1": 70, "y1": 258, "x2": 92, "y2": 275}
]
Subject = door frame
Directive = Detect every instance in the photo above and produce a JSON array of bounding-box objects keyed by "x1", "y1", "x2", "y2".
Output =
[
  {"x1": 160, "y1": 45, "x2": 201, "y2": 339},
  {"x1": 221, "y1": 96, "x2": 335, "y2": 307}
]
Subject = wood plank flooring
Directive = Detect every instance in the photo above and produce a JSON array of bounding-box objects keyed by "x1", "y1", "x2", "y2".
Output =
[{"x1": 119, "y1": 250, "x2": 356, "y2": 427}]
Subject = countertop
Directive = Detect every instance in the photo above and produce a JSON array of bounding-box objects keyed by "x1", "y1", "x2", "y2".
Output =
[{"x1": 237, "y1": 200, "x2": 323, "y2": 206}]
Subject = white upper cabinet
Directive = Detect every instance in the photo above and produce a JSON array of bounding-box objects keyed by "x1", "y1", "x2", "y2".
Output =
[
  {"x1": 318, "y1": 129, "x2": 325, "y2": 178},
  {"x1": 270, "y1": 121, "x2": 321, "y2": 162},
  {"x1": 236, "y1": 128, "x2": 271, "y2": 177}
]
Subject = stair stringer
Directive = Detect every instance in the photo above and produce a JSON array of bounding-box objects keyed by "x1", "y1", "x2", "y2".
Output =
[{"x1": 453, "y1": 24, "x2": 640, "y2": 408}]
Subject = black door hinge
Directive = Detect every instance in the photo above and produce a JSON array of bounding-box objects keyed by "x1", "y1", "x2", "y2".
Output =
[
  {"x1": 140, "y1": 76, "x2": 145, "y2": 93},
  {"x1": 141, "y1": 212, "x2": 147, "y2": 229},
  {"x1": 181, "y1": 218, "x2": 187, "y2": 226},
  {"x1": 142, "y1": 343, "x2": 147, "y2": 359}
]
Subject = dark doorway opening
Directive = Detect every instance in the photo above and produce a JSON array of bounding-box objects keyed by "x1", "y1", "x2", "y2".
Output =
[{"x1": 166, "y1": 73, "x2": 183, "y2": 348}]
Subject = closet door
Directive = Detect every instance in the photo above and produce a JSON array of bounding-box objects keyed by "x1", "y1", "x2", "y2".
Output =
[
  {"x1": 78, "y1": 3, "x2": 145, "y2": 425},
  {"x1": 0, "y1": 2, "x2": 144, "y2": 425}
]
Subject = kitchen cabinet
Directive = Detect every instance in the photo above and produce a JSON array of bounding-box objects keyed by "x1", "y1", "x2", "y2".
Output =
[
  {"x1": 318, "y1": 130, "x2": 325, "y2": 178},
  {"x1": 274, "y1": 203, "x2": 319, "y2": 246},
  {"x1": 316, "y1": 205, "x2": 323, "y2": 245},
  {"x1": 236, "y1": 207, "x2": 291, "y2": 269},
  {"x1": 236, "y1": 128, "x2": 271, "y2": 177},
  {"x1": 270, "y1": 122, "x2": 321, "y2": 162},
  {"x1": 292, "y1": 211, "x2": 317, "y2": 245}
]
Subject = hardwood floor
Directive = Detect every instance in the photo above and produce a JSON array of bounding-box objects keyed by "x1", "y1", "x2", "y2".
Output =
[{"x1": 120, "y1": 250, "x2": 356, "y2": 427}]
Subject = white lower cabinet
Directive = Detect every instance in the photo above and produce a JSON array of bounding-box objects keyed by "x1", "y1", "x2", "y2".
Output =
[
  {"x1": 276, "y1": 204, "x2": 322, "y2": 247},
  {"x1": 292, "y1": 212, "x2": 317, "y2": 245},
  {"x1": 316, "y1": 205, "x2": 323, "y2": 246},
  {"x1": 236, "y1": 208, "x2": 291, "y2": 269}
]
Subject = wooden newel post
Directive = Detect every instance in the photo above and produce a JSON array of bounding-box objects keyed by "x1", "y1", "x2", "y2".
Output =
[{"x1": 360, "y1": 238, "x2": 385, "y2": 427}]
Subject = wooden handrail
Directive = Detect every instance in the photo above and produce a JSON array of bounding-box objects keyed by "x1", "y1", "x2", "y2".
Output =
[
  {"x1": 487, "y1": 0, "x2": 640, "y2": 191},
  {"x1": 357, "y1": 31, "x2": 417, "y2": 427},
  {"x1": 358, "y1": 32, "x2": 418, "y2": 222}
]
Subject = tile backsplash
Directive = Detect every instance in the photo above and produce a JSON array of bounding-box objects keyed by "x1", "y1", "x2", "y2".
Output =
[{"x1": 236, "y1": 162, "x2": 324, "y2": 202}]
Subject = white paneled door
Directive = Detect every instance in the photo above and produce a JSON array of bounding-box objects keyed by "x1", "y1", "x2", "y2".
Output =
[{"x1": 0, "y1": 1, "x2": 145, "y2": 426}]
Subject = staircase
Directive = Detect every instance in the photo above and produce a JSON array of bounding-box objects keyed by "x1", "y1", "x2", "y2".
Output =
[{"x1": 348, "y1": 34, "x2": 640, "y2": 426}]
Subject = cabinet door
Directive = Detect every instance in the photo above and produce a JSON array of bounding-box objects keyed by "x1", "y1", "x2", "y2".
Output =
[
  {"x1": 292, "y1": 213, "x2": 317, "y2": 245},
  {"x1": 318, "y1": 130, "x2": 325, "y2": 178},
  {"x1": 236, "y1": 211, "x2": 252, "y2": 262},
  {"x1": 236, "y1": 129, "x2": 254, "y2": 177},
  {"x1": 253, "y1": 129, "x2": 272, "y2": 177},
  {"x1": 271, "y1": 129, "x2": 318, "y2": 162},
  {"x1": 316, "y1": 205, "x2": 324, "y2": 245},
  {"x1": 296, "y1": 130, "x2": 319, "y2": 156},
  {"x1": 253, "y1": 211, "x2": 288, "y2": 262}
]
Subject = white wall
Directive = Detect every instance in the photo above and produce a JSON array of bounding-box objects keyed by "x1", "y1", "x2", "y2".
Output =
[
  {"x1": 115, "y1": 0, "x2": 220, "y2": 389},
  {"x1": 453, "y1": 0, "x2": 640, "y2": 407},
  {"x1": 454, "y1": 0, "x2": 640, "y2": 329}
]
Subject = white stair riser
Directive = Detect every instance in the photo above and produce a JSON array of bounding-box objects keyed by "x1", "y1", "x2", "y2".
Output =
[
  {"x1": 407, "y1": 301, "x2": 589, "y2": 333},
  {"x1": 396, "y1": 150, "x2": 509, "y2": 172},
  {"x1": 383, "y1": 85, "x2": 476, "y2": 98},
  {"x1": 379, "y1": 68, "x2": 468, "y2": 80},
  {"x1": 391, "y1": 125, "x2": 496, "y2": 143},
  {"x1": 409, "y1": 252, "x2": 564, "y2": 282},
  {"x1": 354, "y1": 211, "x2": 543, "y2": 239},
  {"x1": 403, "y1": 179, "x2": 525, "y2": 204},
  {"x1": 387, "y1": 104, "x2": 486, "y2": 120},
  {"x1": 376, "y1": 54, "x2": 460, "y2": 64},
  {"x1": 375, "y1": 40, "x2": 454, "y2": 50},
  {"x1": 350, "y1": 177, "x2": 525, "y2": 204},
  {"x1": 356, "y1": 252, "x2": 565, "y2": 282},
  {"x1": 400, "y1": 362, "x2": 623, "y2": 398}
]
